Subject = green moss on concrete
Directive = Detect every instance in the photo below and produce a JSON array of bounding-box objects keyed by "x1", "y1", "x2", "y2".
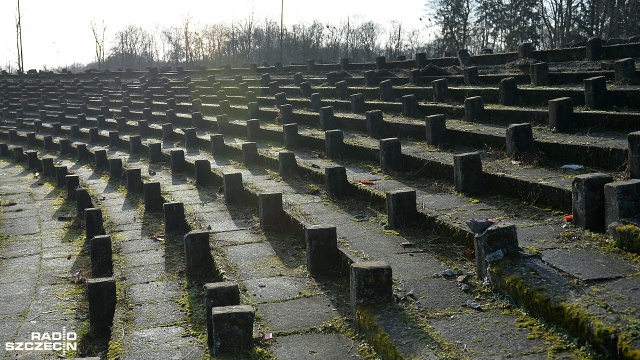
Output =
[
  {"x1": 491, "y1": 262, "x2": 640, "y2": 359},
  {"x1": 613, "y1": 224, "x2": 640, "y2": 254},
  {"x1": 356, "y1": 307, "x2": 405, "y2": 360}
]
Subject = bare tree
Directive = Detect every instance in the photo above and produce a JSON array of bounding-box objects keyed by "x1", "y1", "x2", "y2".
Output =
[
  {"x1": 91, "y1": 19, "x2": 107, "y2": 69},
  {"x1": 15, "y1": 0, "x2": 24, "y2": 73}
]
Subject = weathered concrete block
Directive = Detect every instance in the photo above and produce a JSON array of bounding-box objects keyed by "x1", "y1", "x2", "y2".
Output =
[
  {"x1": 350, "y1": 261, "x2": 392, "y2": 314},
  {"x1": 184, "y1": 128, "x2": 197, "y2": 149},
  {"x1": 379, "y1": 79, "x2": 394, "y2": 102},
  {"x1": 401, "y1": 94, "x2": 419, "y2": 117},
  {"x1": 531, "y1": 62, "x2": 549, "y2": 86},
  {"x1": 499, "y1": 77, "x2": 518, "y2": 106},
  {"x1": 109, "y1": 158, "x2": 123, "y2": 180},
  {"x1": 247, "y1": 102, "x2": 259, "y2": 119},
  {"x1": 454, "y1": 152, "x2": 482, "y2": 194},
  {"x1": 319, "y1": 106, "x2": 335, "y2": 130},
  {"x1": 108, "y1": 131, "x2": 119, "y2": 148},
  {"x1": 416, "y1": 52, "x2": 427, "y2": 68},
  {"x1": 148, "y1": 142, "x2": 162, "y2": 164},
  {"x1": 464, "y1": 66, "x2": 479, "y2": 85},
  {"x1": 279, "y1": 104, "x2": 293, "y2": 124},
  {"x1": 425, "y1": 114, "x2": 447, "y2": 146},
  {"x1": 89, "y1": 127, "x2": 99, "y2": 143},
  {"x1": 325, "y1": 130, "x2": 344, "y2": 159},
  {"x1": 70, "y1": 125, "x2": 80, "y2": 138},
  {"x1": 380, "y1": 138, "x2": 402, "y2": 172},
  {"x1": 325, "y1": 166, "x2": 349, "y2": 199},
  {"x1": 614, "y1": 58, "x2": 636, "y2": 84},
  {"x1": 366, "y1": 110, "x2": 384, "y2": 139},
  {"x1": 376, "y1": 56, "x2": 386, "y2": 70},
  {"x1": 259, "y1": 192, "x2": 284, "y2": 230},
  {"x1": 41, "y1": 157, "x2": 55, "y2": 177},
  {"x1": 65, "y1": 174, "x2": 80, "y2": 200},
  {"x1": 305, "y1": 225, "x2": 339, "y2": 276},
  {"x1": 350, "y1": 93, "x2": 365, "y2": 113},
  {"x1": 506, "y1": 123, "x2": 534, "y2": 159},
  {"x1": 247, "y1": 119, "x2": 260, "y2": 142},
  {"x1": 170, "y1": 149, "x2": 185, "y2": 172},
  {"x1": 209, "y1": 305, "x2": 255, "y2": 355},
  {"x1": 605, "y1": 180, "x2": 640, "y2": 228},
  {"x1": 518, "y1": 42, "x2": 533, "y2": 59},
  {"x1": 275, "y1": 92, "x2": 287, "y2": 107},
  {"x1": 10, "y1": 145, "x2": 24, "y2": 164},
  {"x1": 164, "y1": 202, "x2": 188, "y2": 234},
  {"x1": 96, "y1": 115, "x2": 107, "y2": 129},
  {"x1": 192, "y1": 112, "x2": 203, "y2": 127},
  {"x1": 300, "y1": 81, "x2": 313, "y2": 98},
  {"x1": 184, "y1": 230, "x2": 214, "y2": 276},
  {"x1": 52, "y1": 123, "x2": 63, "y2": 136},
  {"x1": 464, "y1": 96, "x2": 484, "y2": 122},
  {"x1": 223, "y1": 172, "x2": 244, "y2": 204},
  {"x1": 283, "y1": 123, "x2": 299, "y2": 149},
  {"x1": 548, "y1": 97, "x2": 574, "y2": 132},
  {"x1": 85, "y1": 208, "x2": 105, "y2": 240},
  {"x1": 55, "y1": 165, "x2": 68, "y2": 188},
  {"x1": 25, "y1": 150, "x2": 39, "y2": 169},
  {"x1": 195, "y1": 159, "x2": 212, "y2": 186},
  {"x1": 310, "y1": 93, "x2": 322, "y2": 112},
  {"x1": 87, "y1": 277, "x2": 116, "y2": 336},
  {"x1": 586, "y1": 37, "x2": 603, "y2": 61},
  {"x1": 143, "y1": 182, "x2": 162, "y2": 211},
  {"x1": 629, "y1": 131, "x2": 640, "y2": 179},
  {"x1": 210, "y1": 134, "x2": 225, "y2": 155},
  {"x1": 474, "y1": 223, "x2": 519, "y2": 280},
  {"x1": 94, "y1": 149, "x2": 108, "y2": 169},
  {"x1": 336, "y1": 80, "x2": 348, "y2": 100},
  {"x1": 364, "y1": 70, "x2": 376, "y2": 87},
  {"x1": 457, "y1": 49, "x2": 473, "y2": 66},
  {"x1": 59, "y1": 139, "x2": 72, "y2": 156},
  {"x1": 386, "y1": 189, "x2": 418, "y2": 229},
  {"x1": 43, "y1": 135, "x2": 54, "y2": 151},
  {"x1": 242, "y1": 142, "x2": 259, "y2": 165},
  {"x1": 278, "y1": 151, "x2": 297, "y2": 176},
  {"x1": 584, "y1": 76, "x2": 607, "y2": 109},
  {"x1": 162, "y1": 123, "x2": 173, "y2": 141},
  {"x1": 76, "y1": 143, "x2": 89, "y2": 161},
  {"x1": 204, "y1": 282, "x2": 240, "y2": 349},
  {"x1": 572, "y1": 173, "x2": 613, "y2": 232},
  {"x1": 76, "y1": 188, "x2": 93, "y2": 214},
  {"x1": 90, "y1": 235, "x2": 113, "y2": 277},
  {"x1": 126, "y1": 168, "x2": 142, "y2": 192},
  {"x1": 409, "y1": 69, "x2": 421, "y2": 85},
  {"x1": 217, "y1": 114, "x2": 229, "y2": 133}
]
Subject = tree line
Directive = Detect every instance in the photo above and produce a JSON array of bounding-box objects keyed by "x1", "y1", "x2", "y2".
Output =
[
  {"x1": 428, "y1": 0, "x2": 640, "y2": 55},
  {"x1": 87, "y1": 16, "x2": 428, "y2": 71}
]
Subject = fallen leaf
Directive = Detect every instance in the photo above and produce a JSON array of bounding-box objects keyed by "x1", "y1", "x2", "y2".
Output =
[{"x1": 360, "y1": 179, "x2": 375, "y2": 185}]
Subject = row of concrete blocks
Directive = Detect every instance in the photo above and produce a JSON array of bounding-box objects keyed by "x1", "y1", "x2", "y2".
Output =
[{"x1": 5, "y1": 140, "x2": 405, "y2": 356}]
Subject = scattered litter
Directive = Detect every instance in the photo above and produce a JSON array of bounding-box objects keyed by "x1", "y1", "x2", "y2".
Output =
[
  {"x1": 258, "y1": 283, "x2": 266, "y2": 288},
  {"x1": 465, "y1": 219, "x2": 495, "y2": 235},
  {"x1": 564, "y1": 214, "x2": 573, "y2": 222},
  {"x1": 2, "y1": 201, "x2": 17, "y2": 206},
  {"x1": 460, "y1": 284, "x2": 471, "y2": 292},
  {"x1": 394, "y1": 290, "x2": 419, "y2": 303},
  {"x1": 456, "y1": 275, "x2": 469, "y2": 283},
  {"x1": 310, "y1": 164, "x2": 320, "y2": 169},
  {"x1": 400, "y1": 242, "x2": 415, "y2": 248},
  {"x1": 57, "y1": 216, "x2": 73, "y2": 221},
  {"x1": 464, "y1": 248, "x2": 475, "y2": 259},
  {"x1": 34, "y1": 171, "x2": 40, "y2": 178},
  {"x1": 66, "y1": 255, "x2": 72, "y2": 260},
  {"x1": 560, "y1": 164, "x2": 584, "y2": 170},
  {"x1": 360, "y1": 179, "x2": 375, "y2": 185},
  {"x1": 148, "y1": 169, "x2": 156, "y2": 176},
  {"x1": 442, "y1": 269, "x2": 454, "y2": 277},
  {"x1": 69, "y1": 270, "x2": 81, "y2": 278},
  {"x1": 510, "y1": 160, "x2": 522, "y2": 165},
  {"x1": 466, "y1": 300, "x2": 482, "y2": 310},
  {"x1": 485, "y1": 249, "x2": 504, "y2": 263},
  {"x1": 263, "y1": 332, "x2": 272, "y2": 340},
  {"x1": 152, "y1": 235, "x2": 164, "y2": 242},
  {"x1": 317, "y1": 152, "x2": 327, "y2": 159}
]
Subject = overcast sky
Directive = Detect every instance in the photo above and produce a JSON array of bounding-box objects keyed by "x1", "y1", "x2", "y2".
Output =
[{"x1": 0, "y1": 0, "x2": 428, "y2": 71}]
